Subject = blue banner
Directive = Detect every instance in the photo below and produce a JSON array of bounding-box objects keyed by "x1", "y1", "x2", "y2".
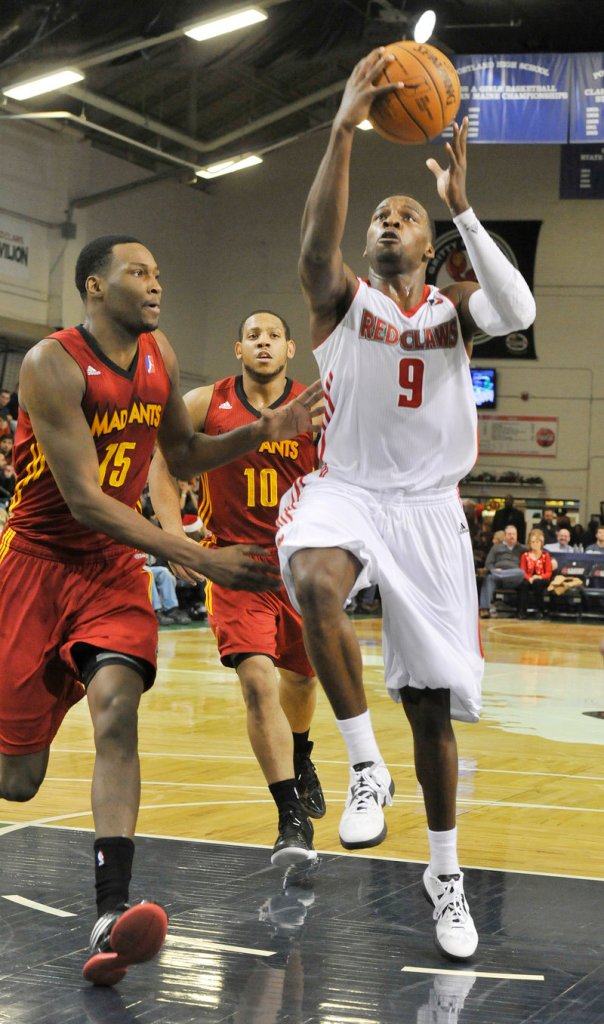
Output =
[
  {"x1": 440, "y1": 54, "x2": 571, "y2": 143},
  {"x1": 570, "y1": 53, "x2": 604, "y2": 142}
]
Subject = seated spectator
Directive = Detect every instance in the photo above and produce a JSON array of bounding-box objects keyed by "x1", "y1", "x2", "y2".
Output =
[
  {"x1": 479, "y1": 524, "x2": 527, "y2": 618},
  {"x1": 472, "y1": 524, "x2": 493, "y2": 573},
  {"x1": 145, "y1": 556, "x2": 192, "y2": 625},
  {"x1": 0, "y1": 388, "x2": 18, "y2": 432},
  {"x1": 0, "y1": 414, "x2": 12, "y2": 439},
  {"x1": 517, "y1": 529, "x2": 553, "y2": 618},
  {"x1": 571, "y1": 523, "x2": 586, "y2": 551},
  {"x1": 491, "y1": 494, "x2": 526, "y2": 544},
  {"x1": 0, "y1": 435, "x2": 13, "y2": 459},
  {"x1": 0, "y1": 451, "x2": 15, "y2": 506},
  {"x1": 545, "y1": 527, "x2": 576, "y2": 555},
  {"x1": 179, "y1": 479, "x2": 199, "y2": 518},
  {"x1": 586, "y1": 526, "x2": 604, "y2": 554},
  {"x1": 536, "y1": 508, "x2": 558, "y2": 546}
]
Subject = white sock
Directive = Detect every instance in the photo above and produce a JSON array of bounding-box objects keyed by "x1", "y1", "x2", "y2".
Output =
[
  {"x1": 336, "y1": 710, "x2": 382, "y2": 768},
  {"x1": 428, "y1": 827, "x2": 460, "y2": 877}
]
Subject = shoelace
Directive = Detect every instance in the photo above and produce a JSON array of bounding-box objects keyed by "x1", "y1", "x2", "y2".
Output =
[
  {"x1": 432, "y1": 879, "x2": 469, "y2": 926},
  {"x1": 348, "y1": 768, "x2": 393, "y2": 814}
]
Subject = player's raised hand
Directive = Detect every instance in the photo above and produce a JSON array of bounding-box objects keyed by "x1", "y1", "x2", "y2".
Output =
[
  {"x1": 334, "y1": 47, "x2": 404, "y2": 132},
  {"x1": 258, "y1": 379, "x2": 324, "y2": 441},
  {"x1": 191, "y1": 544, "x2": 282, "y2": 592},
  {"x1": 426, "y1": 117, "x2": 470, "y2": 216}
]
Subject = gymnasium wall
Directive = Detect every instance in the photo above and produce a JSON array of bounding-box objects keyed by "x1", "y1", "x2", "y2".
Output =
[{"x1": 0, "y1": 119, "x2": 603, "y2": 516}]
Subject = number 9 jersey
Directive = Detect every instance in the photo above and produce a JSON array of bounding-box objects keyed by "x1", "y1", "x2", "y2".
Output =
[
  {"x1": 199, "y1": 375, "x2": 317, "y2": 557},
  {"x1": 314, "y1": 278, "x2": 477, "y2": 493}
]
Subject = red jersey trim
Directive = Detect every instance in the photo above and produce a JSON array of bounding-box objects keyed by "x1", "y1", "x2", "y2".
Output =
[{"x1": 364, "y1": 279, "x2": 431, "y2": 318}]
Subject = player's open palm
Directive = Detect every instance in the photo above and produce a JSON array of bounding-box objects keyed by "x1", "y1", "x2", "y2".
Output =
[
  {"x1": 426, "y1": 117, "x2": 469, "y2": 213},
  {"x1": 200, "y1": 544, "x2": 282, "y2": 592},
  {"x1": 259, "y1": 379, "x2": 323, "y2": 441}
]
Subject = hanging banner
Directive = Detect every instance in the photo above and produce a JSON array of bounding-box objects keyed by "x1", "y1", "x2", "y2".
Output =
[
  {"x1": 427, "y1": 221, "x2": 541, "y2": 360},
  {"x1": 441, "y1": 54, "x2": 571, "y2": 143},
  {"x1": 478, "y1": 416, "x2": 558, "y2": 457},
  {"x1": 560, "y1": 144, "x2": 604, "y2": 198},
  {"x1": 570, "y1": 52, "x2": 604, "y2": 142}
]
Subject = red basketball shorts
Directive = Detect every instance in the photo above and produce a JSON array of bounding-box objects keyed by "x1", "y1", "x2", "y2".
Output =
[
  {"x1": 0, "y1": 532, "x2": 158, "y2": 755},
  {"x1": 206, "y1": 579, "x2": 313, "y2": 677}
]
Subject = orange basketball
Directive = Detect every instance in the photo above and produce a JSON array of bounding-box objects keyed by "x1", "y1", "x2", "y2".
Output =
[{"x1": 369, "y1": 41, "x2": 460, "y2": 144}]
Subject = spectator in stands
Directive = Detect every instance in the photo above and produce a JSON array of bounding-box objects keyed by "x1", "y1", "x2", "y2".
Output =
[
  {"x1": 479, "y1": 524, "x2": 526, "y2": 618},
  {"x1": 0, "y1": 414, "x2": 12, "y2": 440},
  {"x1": 536, "y1": 508, "x2": 557, "y2": 546},
  {"x1": 585, "y1": 517, "x2": 602, "y2": 547},
  {"x1": 0, "y1": 388, "x2": 18, "y2": 432},
  {"x1": 145, "y1": 556, "x2": 192, "y2": 625},
  {"x1": 571, "y1": 523, "x2": 586, "y2": 551},
  {"x1": 472, "y1": 524, "x2": 493, "y2": 573},
  {"x1": 545, "y1": 527, "x2": 576, "y2": 555},
  {"x1": 517, "y1": 529, "x2": 553, "y2": 618},
  {"x1": 179, "y1": 479, "x2": 199, "y2": 518},
  {"x1": 491, "y1": 494, "x2": 526, "y2": 544},
  {"x1": 586, "y1": 526, "x2": 604, "y2": 554},
  {"x1": 0, "y1": 451, "x2": 15, "y2": 506},
  {"x1": 0, "y1": 506, "x2": 7, "y2": 537},
  {"x1": 0, "y1": 435, "x2": 13, "y2": 459}
]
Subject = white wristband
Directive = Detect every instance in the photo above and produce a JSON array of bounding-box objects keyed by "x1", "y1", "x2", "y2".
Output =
[{"x1": 453, "y1": 208, "x2": 536, "y2": 335}]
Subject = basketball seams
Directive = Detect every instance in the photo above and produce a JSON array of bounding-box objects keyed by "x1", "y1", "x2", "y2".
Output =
[
  {"x1": 391, "y1": 44, "x2": 447, "y2": 129},
  {"x1": 378, "y1": 62, "x2": 428, "y2": 142}
]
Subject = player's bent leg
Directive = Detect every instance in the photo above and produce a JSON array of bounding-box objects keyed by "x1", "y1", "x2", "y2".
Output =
[
  {"x1": 236, "y1": 656, "x2": 317, "y2": 867},
  {"x1": 402, "y1": 686, "x2": 478, "y2": 961},
  {"x1": 0, "y1": 748, "x2": 49, "y2": 802},
  {"x1": 290, "y1": 548, "x2": 365, "y2": 719},
  {"x1": 279, "y1": 670, "x2": 325, "y2": 819}
]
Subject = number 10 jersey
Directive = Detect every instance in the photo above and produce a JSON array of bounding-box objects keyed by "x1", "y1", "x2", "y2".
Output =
[{"x1": 314, "y1": 278, "x2": 477, "y2": 493}]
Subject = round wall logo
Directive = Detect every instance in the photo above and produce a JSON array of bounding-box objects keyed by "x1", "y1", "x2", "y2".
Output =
[
  {"x1": 427, "y1": 228, "x2": 519, "y2": 348},
  {"x1": 536, "y1": 427, "x2": 556, "y2": 448}
]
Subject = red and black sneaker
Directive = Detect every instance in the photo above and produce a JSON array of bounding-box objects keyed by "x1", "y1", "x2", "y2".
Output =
[{"x1": 82, "y1": 900, "x2": 168, "y2": 986}]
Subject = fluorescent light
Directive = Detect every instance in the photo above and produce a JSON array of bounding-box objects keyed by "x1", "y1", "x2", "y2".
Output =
[
  {"x1": 357, "y1": 119, "x2": 374, "y2": 131},
  {"x1": 196, "y1": 154, "x2": 262, "y2": 179},
  {"x1": 414, "y1": 9, "x2": 436, "y2": 43},
  {"x1": 2, "y1": 69, "x2": 84, "y2": 100},
  {"x1": 184, "y1": 7, "x2": 267, "y2": 42}
]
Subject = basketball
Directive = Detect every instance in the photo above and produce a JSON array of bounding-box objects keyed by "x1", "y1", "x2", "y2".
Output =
[{"x1": 369, "y1": 41, "x2": 461, "y2": 144}]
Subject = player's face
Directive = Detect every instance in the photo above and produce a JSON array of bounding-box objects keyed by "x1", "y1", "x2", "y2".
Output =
[
  {"x1": 365, "y1": 196, "x2": 434, "y2": 273},
  {"x1": 95, "y1": 243, "x2": 162, "y2": 334},
  {"x1": 235, "y1": 313, "x2": 295, "y2": 383}
]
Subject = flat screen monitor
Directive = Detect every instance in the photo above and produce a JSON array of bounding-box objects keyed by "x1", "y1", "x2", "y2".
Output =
[{"x1": 470, "y1": 367, "x2": 496, "y2": 409}]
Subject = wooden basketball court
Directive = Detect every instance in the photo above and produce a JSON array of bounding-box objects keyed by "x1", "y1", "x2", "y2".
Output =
[{"x1": 1, "y1": 614, "x2": 603, "y2": 1023}]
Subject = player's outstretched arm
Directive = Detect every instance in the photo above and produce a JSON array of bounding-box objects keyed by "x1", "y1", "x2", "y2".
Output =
[
  {"x1": 154, "y1": 333, "x2": 322, "y2": 479},
  {"x1": 19, "y1": 342, "x2": 281, "y2": 592},
  {"x1": 427, "y1": 118, "x2": 536, "y2": 342},
  {"x1": 300, "y1": 48, "x2": 403, "y2": 343}
]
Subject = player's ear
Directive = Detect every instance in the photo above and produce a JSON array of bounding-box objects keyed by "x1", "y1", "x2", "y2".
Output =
[
  {"x1": 234, "y1": 341, "x2": 242, "y2": 361},
  {"x1": 286, "y1": 338, "x2": 296, "y2": 359},
  {"x1": 362, "y1": 247, "x2": 367, "y2": 259},
  {"x1": 424, "y1": 241, "x2": 435, "y2": 261},
  {"x1": 86, "y1": 274, "x2": 103, "y2": 297}
]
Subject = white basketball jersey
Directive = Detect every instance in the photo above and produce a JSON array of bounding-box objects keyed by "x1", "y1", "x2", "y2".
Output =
[{"x1": 314, "y1": 278, "x2": 477, "y2": 492}]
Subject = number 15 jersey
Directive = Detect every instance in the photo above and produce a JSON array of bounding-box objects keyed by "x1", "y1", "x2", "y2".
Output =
[{"x1": 315, "y1": 278, "x2": 477, "y2": 493}]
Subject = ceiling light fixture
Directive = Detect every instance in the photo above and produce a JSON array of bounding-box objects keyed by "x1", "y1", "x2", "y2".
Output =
[
  {"x1": 196, "y1": 154, "x2": 263, "y2": 179},
  {"x1": 2, "y1": 69, "x2": 84, "y2": 101},
  {"x1": 184, "y1": 7, "x2": 267, "y2": 42},
  {"x1": 413, "y1": 9, "x2": 436, "y2": 43}
]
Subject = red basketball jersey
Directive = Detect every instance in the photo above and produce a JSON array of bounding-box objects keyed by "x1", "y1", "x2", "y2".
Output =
[
  {"x1": 199, "y1": 376, "x2": 316, "y2": 552},
  {"x1": 9, "y1": 325, "x2": 171, "y2": 555}
]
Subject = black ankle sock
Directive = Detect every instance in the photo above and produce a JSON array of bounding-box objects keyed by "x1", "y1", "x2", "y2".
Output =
[
  {"x1": 269, "y1": 779, "x2": 301, "y2": 813},
  {"x1": 292, "y1": 730, "x2": 311, "y2": 755},
  {"x1": 94, "y1": 836, "x2": 135, "y2": 917},
  {"x1": 352, "y1": 760, "x2": 374, "y2": 772}
]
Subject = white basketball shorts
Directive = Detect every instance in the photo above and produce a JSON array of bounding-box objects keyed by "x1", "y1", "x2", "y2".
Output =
[{"x1": 276, "y1": 474, "x2": 483, "y2": 723}]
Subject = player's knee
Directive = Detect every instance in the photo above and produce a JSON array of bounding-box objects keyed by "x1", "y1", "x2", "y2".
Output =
[
  {"x1": 292, "y1": 562, "x2": 343, "y2": 618},
  {"x1": 240, "y1": 676, "x2": 276, "y2": 716},
  {"x1": 93, "y1": 692, "x2": 139, "y2": 752},
  {"x1": 0, "y1": 773, "x2": 43, "y2": 802}
]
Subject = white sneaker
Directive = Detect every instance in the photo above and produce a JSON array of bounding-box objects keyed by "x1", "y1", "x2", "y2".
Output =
[
  {"x1": 338, "y1": 762, "x2": 394, "y2": 849},
  {"x1": 423, "y1": 868, "x2": 478, "y2": 961},
  {"x1": 416, "y1": 973, "x2": 477, "y2": 1024}
]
